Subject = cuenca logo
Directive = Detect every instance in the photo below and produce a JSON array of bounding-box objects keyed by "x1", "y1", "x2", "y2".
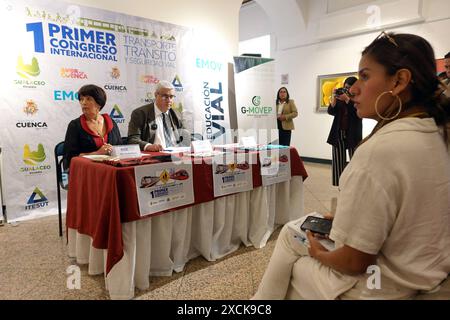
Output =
[
  {"x1": 60, "y1": 68, "x2": 88, "y2": 79},
  {"x1": 18, "y1": 100, "x2": 48, "y2": 129},
  {"x1": 23, "y1": 99, "x2": 38, "y2": 116},
  {"x1": 25, "y1": 187, "x2": 49, "y2": 210},
  {"x1": 110, "y1": 66, "x2": 120, "y2": 79}
]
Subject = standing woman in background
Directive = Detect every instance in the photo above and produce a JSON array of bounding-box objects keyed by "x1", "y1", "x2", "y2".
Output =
[{"x1": 276, "y1": 87, "x2": 298, "y2": 146}]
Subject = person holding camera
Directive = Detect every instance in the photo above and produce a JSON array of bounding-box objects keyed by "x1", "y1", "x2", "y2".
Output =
[{"x1": 326, "y1": 76, "x2": 362, "y2": 186}]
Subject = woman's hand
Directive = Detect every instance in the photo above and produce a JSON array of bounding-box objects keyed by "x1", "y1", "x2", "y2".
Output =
[
  {"x1": 98, "y1": 143, "x2": 113, "y2": 155},
  {"x1": 278, "y1": 115, "x2": 286, "y2": 121},
  {"x1": 306, "y1": 231, "x2": 329, "y2": 259}
]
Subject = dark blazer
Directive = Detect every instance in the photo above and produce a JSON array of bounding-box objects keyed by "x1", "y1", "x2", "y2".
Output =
[
  {"x1": 63, "y1": 114, "x2": 122, "y2": 170},
  {"x1": 127, "y1": 103, "x2": 183, "y2": 150},
  {"x1": 327, "y1": 100, "x2": 362, "y2": 149}
]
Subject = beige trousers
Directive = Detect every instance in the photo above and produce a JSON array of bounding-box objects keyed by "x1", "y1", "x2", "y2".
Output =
[{"x1": 253, "y1": 224, "x2": 416, "y2": 300}]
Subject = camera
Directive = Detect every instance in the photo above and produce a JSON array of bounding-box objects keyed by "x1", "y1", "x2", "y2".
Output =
[{"x1": 335, "y1": 87, "x2": 348, "y2": 96}]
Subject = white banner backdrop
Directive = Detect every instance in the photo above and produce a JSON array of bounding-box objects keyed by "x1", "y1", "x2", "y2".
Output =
[
  {"x1": 0, "y1": 0, "x2": 229, "y2": 221},
  {"x1": 233, "y1": 56, "x2": 277, "y2": 145}
]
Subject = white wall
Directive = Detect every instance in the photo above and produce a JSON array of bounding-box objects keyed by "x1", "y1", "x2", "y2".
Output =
[
  {"x1": 241, "y1": 0, "x2": 450, "y2": 159},
  {"x1": 65, "y1": 0, "x2": 243, "y2": 61}
]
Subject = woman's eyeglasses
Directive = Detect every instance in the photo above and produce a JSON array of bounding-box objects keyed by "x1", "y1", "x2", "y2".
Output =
[{"x1": 374, "y1": 31, "x2": 399, "y2": 48}]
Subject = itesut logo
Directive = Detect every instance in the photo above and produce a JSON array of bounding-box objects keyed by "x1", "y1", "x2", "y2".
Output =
[
  {"x1": 172, "y1": 75, "x2": 183, "y2": 92},
  {"x1": 23, "y1": 143, "x2": 46, "y2": 165},
  {"x1": 110, "y1": 104, "x2": 125, "y2": 124},
  {"x1": 25, "y1": 187, "x2": 49, "y2": 210},
  {"x1": 16, "y1": 55, "x2": 40, "y2": 79}
]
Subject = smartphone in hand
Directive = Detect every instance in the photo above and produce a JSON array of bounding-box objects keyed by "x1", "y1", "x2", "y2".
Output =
[{"x1": 300, "y1": 216, "x2": 332, "y2": 236}]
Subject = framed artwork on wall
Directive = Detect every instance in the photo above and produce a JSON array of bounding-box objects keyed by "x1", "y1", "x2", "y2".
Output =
[
  {"x1": 436, "y1": 58, "x2": 445, "y2": 74},
  {"x1": 316, "y1": 72, "x2": 357, "y2": 113}
]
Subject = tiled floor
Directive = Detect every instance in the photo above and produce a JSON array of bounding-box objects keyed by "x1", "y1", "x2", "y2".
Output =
[{"x1": 0, "y1": 162, "x2": 338, "y2": 300}]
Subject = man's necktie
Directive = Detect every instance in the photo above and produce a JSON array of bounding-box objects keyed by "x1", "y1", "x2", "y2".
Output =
[{"x1": 162, "y1": 112, "x2": 173, "y2": 147}]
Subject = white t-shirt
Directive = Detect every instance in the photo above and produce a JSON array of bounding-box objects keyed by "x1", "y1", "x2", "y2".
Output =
[{"x1": 330, "y1": 118, "x2": 450, "y2": 291}]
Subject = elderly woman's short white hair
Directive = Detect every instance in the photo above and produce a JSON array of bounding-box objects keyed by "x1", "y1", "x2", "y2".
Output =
[{"x1": 155, "y1": 80, "x2": 175, "y2": 95}]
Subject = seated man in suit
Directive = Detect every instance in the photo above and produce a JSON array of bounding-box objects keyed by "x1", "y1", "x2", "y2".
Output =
[{"x1": 128, "y1": 80, "x2": 187, "y2": 151}]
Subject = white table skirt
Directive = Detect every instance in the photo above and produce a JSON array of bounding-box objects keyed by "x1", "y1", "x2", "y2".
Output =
[{"x1": 68, "y1": 176, "x2": 304, "y2": 299}]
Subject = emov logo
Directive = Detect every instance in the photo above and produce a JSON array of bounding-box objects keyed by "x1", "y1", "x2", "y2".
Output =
[
  {"x1": 20, "y1": 143, "x2": 51, "y2": 175},
  {"x1": 110, "y1": 105, "x2": 125, "y2": 124},
  {"x1": 54, "y1": 90, "x2": 79, "y2": 101},
  {"x1": 196, "y1": 58, "x2": 223, "y2": 72},
  {"x1": 25, "y1": 187, "x2": 49, "y2": 210},
  {"x1": 26, "y1": 22, "x2": 117, "y2": 61}
]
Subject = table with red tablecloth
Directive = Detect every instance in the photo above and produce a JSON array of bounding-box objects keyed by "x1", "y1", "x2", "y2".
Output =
[{"x1": 66, "y1": 147, "x2": 308, "y2": 299}]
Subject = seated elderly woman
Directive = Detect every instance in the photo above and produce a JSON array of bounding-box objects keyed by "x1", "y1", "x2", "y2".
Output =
[
  {"x1": 253, "y1": 32, "x2": 450, "y2": 300},
  {"x1": 63, "y1": 84, "x2": 122, "y2": 170}
]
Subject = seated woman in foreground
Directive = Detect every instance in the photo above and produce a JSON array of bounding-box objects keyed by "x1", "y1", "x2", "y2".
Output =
[{"x1": 253, "y1": 32, "x2": 450, "y2": 300}]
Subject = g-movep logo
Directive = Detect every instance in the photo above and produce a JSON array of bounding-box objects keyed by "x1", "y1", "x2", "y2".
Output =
[
  {"x1": 110, "y1": 105, "x2": 125, "y2": 124},
  {"x1": 14, "y1": 56, "x2": 46, "y2": 88},
  {"x1": 240, "y1": 96, "x2": 273, "y2": 118},
  {"x1": 25, "y1": 187, "x2": 49, "y2": 210},
  {"x1": 21, "y1": 143, "x2": 51, "y2": 174}
]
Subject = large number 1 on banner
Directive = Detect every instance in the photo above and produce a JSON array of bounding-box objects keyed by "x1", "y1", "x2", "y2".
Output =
[{"x1": 26, "y1": 22, "x2": 45, "y2": 53}]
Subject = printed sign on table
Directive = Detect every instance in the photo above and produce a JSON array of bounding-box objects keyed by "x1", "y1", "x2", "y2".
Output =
[
  {"x1": 212, "y1": 152, "x2": 253, "y2": 197},
  {"x1": 260, "y1": 148, "x2": 291, "y2": 186},
  {"x1": 134, "y1": 162, "x2": 194, "y2": 217}
]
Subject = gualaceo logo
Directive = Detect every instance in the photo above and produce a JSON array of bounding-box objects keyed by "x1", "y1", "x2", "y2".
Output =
[{"x1": 20, "y1": 143, "x2": 51, "y2": 174}]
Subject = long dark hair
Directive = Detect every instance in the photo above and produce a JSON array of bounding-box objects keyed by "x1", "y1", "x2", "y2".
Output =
[
  {"x1": 361, "y1": 32, "x2": 450, "y2": 144},
  {"x1": 276, "y1": 87, "x2": 290, "y2": 105}
]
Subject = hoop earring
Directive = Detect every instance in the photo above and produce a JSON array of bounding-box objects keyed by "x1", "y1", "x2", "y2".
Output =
[{"x1": 374, "y1": 90, "x2": 402, "y2": 121}]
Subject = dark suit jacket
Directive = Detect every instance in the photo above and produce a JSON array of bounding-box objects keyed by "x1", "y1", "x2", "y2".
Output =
[
  {"x1": 63, "y1": 114, "x2": 122, "y2": 170},
  {"x1": 127, "y1": 103, "x2": 183, "y2": 150},
  {"x1": 327, "y1": 100, "x2": 362, "y2": 149}
]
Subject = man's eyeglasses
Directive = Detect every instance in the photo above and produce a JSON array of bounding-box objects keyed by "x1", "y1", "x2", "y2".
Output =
[
  {"x1": 158, "y1": 94, "x2": 176, "y2": 100},
  {"x1": 374, "y1": 31, "x2": 399, "y2": 48}
]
